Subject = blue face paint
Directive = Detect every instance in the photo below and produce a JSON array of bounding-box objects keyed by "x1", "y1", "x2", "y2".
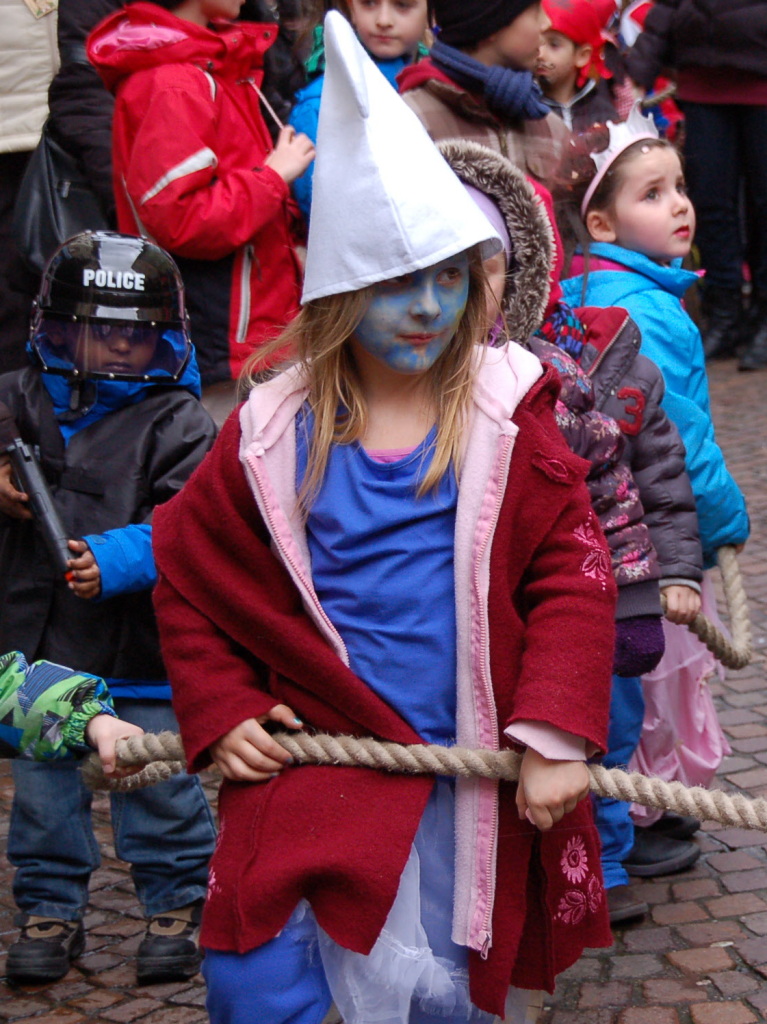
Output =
[{"x1": 352, "y1": 252, "x2": 471, "y2": 375}]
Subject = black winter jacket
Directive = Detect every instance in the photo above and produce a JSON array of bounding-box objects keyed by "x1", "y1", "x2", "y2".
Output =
[
  {"x1": 48, "y1": 0, "x2": 121, "y2": 221},
  {"x1": 0, "y1": 367, "x2": 216, "y2": 681},
  {"x1": 576, "y1": 307, "x2": 703, "y2": 584},
  {"x1": 626, "y1": 0, "x2": 767, "y2": 90}
]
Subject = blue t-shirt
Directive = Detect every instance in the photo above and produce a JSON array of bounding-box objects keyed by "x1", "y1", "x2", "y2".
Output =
[{"x1": 296, "y1": 409, "x2": 458, "y2": 743}]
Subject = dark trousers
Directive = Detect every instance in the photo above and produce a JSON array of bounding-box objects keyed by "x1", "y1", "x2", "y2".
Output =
[
  {"x1": 681, "y1": 101, "x2": 767, "y2": 294},
  {"x1": 0, "y1": 151, "x2": 38, "y2": 373}
]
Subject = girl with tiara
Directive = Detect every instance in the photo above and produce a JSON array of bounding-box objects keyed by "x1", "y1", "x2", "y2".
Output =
[
  {"x1": 555, "y1": 106, "x2": 749, "y2": 857},
  {"x1": 152, "y1": 13, "x2": 616, "y2": 1023}
]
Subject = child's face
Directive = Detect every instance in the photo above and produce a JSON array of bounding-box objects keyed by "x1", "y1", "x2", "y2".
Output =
[
  {"x1": 587, "y1": 145, "x2": 695, "y2": 265},
  {"x1": 481, "y1": 2, "x2": 546, "y2": 71},
  {"x1": 351, "y1": 251, "x2": 470, "y2": 375},
  {"x1": 174, "y1": 0, "x2": 246, "y2": 24},
  {"x1": 348, "y1": 0, "x2": 428, "y2": 60},
  {"x1": 536, "y1": 30, "x2": 591, "y2": 95},
  {"x1": 57, "y1": 321, "x2": 160, "y2": 377}
]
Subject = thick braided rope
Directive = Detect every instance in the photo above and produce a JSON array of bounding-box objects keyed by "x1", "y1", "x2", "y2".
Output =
[
  {"x1": 81, "y1": 730, "x2": 767, "y2": 831},
  {"x1": 660, "y1": 546, "x2": 752, "y2": 670}
]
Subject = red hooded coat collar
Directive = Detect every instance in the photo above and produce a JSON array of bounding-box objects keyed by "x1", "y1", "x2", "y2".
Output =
[{"x1": 87, "y1": 1, "x2": 276, "y2": 93}]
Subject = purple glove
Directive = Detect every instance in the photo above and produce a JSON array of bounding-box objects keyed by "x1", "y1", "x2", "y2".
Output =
[{"x1": 613, "y1": 616, "x2": 665, "y2": 677}]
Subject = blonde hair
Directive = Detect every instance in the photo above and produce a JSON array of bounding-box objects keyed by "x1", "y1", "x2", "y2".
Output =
[{"x1": 244, "y1": 248, "x2": 489, "y2": 513}]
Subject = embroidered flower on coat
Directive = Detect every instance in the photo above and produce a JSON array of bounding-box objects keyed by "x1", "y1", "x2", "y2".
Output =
[
  {"x1": 573, "y1": 518, "x2": 610, "y2": 586},
  {"x1": 561, "y1": 834, "x2": 589, "y2": 884},
  {"x1": 587, "y1": 873, "x2": 603, "y2": 913},
  {"x1": 556, "y1": 888, "x2": 587, "y2": 925}
]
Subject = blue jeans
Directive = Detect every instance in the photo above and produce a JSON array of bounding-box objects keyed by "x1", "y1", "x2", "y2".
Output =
[
  {"x1": 8, "y1": 700, "x2": 216, "y2": 921},
  {"x1": 593, "y1": 675, "x2": 644, "y2": 890}
]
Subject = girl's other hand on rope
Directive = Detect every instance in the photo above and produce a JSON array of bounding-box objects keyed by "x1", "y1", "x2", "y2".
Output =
[
  {"x1": 210, "y1": 705, "x2": 304, "y2": 782},
  {"x1": 516, "y1": 748, "x2": 590, "y2": 831},
  {"x1": 85, "y1": 715, "x2": 144, "y2": 775},
  {"x1": 264, "y1": 127, "x2": 315, "y2": 184},
  {"x1": 663, "y1": 584, "x2": 702, "y2": 625}
]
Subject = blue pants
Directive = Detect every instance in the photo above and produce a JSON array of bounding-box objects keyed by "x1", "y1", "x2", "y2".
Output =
[
  {"x1": 594, "y1": 675, "x2": 644, "y2": 889},
  {"x1": 8, "y1": 699, "x2": 216, "y2": 921}
]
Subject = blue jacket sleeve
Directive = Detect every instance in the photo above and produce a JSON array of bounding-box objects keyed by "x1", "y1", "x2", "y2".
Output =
[
  {"x1": 84, "y1": 524, "x2": 156, "y2": 601},
  {"x1": 288, "y1": 77, "x2": 323, "y2": 222},
  {"x1": 632, "y1": 300, "x2": 749, "y2": 563}
]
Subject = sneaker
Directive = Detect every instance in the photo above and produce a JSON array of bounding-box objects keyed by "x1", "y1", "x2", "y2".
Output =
[
  {"x1": 6, "y1": 915, "x2": 85, "y2": 984},
  {"x1": 136, "y1": 900, "x2": 204, "y2": 984},
  {"x1": 642, "y1": 812, "x2": 701, "y2": 842},
  {"x1": 624, "y1": 828, "x2": 700, "y2": 878},
  {"x1": 607, "y1": 885, "x2": 648, "y2": 925}
]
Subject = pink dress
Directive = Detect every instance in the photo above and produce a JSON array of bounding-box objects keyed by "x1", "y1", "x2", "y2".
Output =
[{"x1": 630, "y1": 574, "x2": 731, "y2": 824}]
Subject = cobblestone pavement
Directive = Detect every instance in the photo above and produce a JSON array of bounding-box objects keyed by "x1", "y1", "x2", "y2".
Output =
[{"x1": 0, "y1": 359, "x2": 765, "y2": 1023}]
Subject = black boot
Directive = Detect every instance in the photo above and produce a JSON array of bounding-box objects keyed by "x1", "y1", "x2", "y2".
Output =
[
  {"x1": 739, "y1": 295, "x2": 767, "y2": 370},
  {"x1": 701, "y1": 285, "x2": 743, "y2": 360}
]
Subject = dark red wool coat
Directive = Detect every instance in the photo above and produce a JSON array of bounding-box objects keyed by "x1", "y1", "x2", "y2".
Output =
[{"x1": 152, "y1": 368, "x2": 615, "y2": 1015}]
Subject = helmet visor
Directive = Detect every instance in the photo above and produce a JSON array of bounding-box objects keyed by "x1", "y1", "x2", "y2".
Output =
[{"x1": 31, "y1": 316, "x2": 191, "y2": 382}]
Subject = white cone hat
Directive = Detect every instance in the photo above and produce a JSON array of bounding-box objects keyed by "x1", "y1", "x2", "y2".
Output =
[{"x1": 301, "y1": 11, "x2": 502, "y2": 303}]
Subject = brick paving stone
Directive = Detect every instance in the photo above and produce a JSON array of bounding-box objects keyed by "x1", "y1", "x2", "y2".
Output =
[
  {"x1": 721, "y1": 868, "x2": 767, "y2": 894},
  {"x1": 705, "y1": 893, "x2": 767, "y2": 917},
  {"x1": 100, "y1": 997, "x2": 164, "y2": 1022},
  {"x1": 666, "y1": 946, "x2": 735, "y2": 973},
  {"x1": 620, "y1": 1011, "x2": 679, "y2": 1024},
  {"x1": 734, "y1": 935, "x2": 767, "y2": 967},
  {"x1": 672, "y1": 879, "x2": 722, "y2": 901},
  {"x1": 578, "y1": 981, "x2": 633, "y2": 1008},
  {"x1": 0, "y1": 998, "x2": 50, "y2": 1019},
  {"x1": 706, "y1": 852, "x2": 763, "y2": 873},
  {"x1": 550, "y1": 1011, "x2": 616, "y2": 1024},
  {"x1": 643, "y1": 978, "x2": 711, "y2": 1004},
  {"x1": 12, "y1": 1014, "x2": 84, "y2": 1024},
  {"x1": 675, "y1": 920, "x2": 745, "y2": 945},
  {"x1": 689, "y1": 1003, "x2": 757, "y2": 1024},
  {"x1": 623, "y1": 926, "x2": 674, "y2": 952},
  {"x1": 710, "y1": 971, "x2": 761, "y2": 998},
  {"x1": 652, "y1": 902, "x2": 710, "y2": 926},
  {"x1": 740, "y1": 911, "x2": 767, "y2": 935},
  {"x1": 610, "y1": 954, "x2": 665, "y2": 979}
]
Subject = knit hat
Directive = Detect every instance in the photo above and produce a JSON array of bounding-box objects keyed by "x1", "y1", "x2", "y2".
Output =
[
  {"x1": 302, "y1": 12, "x2": 502, "y2": 304},
  {"x1": 434, "y1": 0, "x2": 540, "y2": 48},
  {"x1": 542, "y1": 0, "x2": 612, "y2": 85}
]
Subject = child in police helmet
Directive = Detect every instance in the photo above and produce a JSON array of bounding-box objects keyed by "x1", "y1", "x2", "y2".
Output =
[{"x1": 0, "y1": 231, "x2": 217, "y2": 987}]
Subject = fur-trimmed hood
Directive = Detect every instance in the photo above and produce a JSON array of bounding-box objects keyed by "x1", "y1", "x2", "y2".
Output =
[{"x1": 438, "y1": 138, "x2": 553, "y2": 342}]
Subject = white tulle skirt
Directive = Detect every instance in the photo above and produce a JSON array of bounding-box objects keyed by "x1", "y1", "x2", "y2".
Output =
[{"x1": 291, "y1": 778, "x2": 542, "y2": 1024}]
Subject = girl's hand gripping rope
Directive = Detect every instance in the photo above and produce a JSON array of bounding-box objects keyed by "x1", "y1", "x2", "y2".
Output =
[
  {"x1": 516, "y1": 747, "x2": 591, "y2": 830},
  {"x1": 210, "y1": 704, "x2": 305, "y2": 782}
]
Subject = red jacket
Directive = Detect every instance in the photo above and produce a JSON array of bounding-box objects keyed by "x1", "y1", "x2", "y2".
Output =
[
  {"x1": 87, "y1": 3, "x2": 302, "y2": 386},
  {"x1": 152, "y1": 358, "x2": 615, "y2": 1014}
]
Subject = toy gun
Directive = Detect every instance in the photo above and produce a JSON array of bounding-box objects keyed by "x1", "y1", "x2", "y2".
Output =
[{"x1": 0, "y1": 401, "x2": 73, "y2": 580}]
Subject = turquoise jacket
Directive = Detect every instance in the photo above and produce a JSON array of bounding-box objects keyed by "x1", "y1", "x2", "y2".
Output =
[{"x1": 562, "y1": 243, "x2": 749, "y2": 565}]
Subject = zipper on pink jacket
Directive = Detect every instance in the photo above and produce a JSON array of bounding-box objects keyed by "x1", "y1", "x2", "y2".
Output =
[
  {"x1": 470, "y1": 431, "x2": 514, "y2": 957},
  {"x1": 243, "y1": 449, "x2": 350, "y2": 663}
]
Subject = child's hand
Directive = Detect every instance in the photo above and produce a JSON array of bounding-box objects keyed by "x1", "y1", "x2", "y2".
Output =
[
  {"x1": 264, "y1": 126, "x2": 315, "y2": 185},
  {"x1": 67, "y1": 540, "x2": 101, "y2": 600},
  {"x1": 663, "y1": 584, "x2": 702, "y2": 625},
  {"x1": 85, "y1": 714, "x2": 145, "y2": 775},
  {"x1": 0, "y1": 458, "x2": 32, "y2": 520},
  {"x1": 516, "y1": 747, "x2": 590, "y2": 831},
  {"x1": 210, "y1": 704, "x2": 304, "y2": 782}
]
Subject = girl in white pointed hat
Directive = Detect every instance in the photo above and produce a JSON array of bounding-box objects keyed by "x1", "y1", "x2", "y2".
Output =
[{"x1": 151, "y1": 12, "x2": 616, "y2": 1023}]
